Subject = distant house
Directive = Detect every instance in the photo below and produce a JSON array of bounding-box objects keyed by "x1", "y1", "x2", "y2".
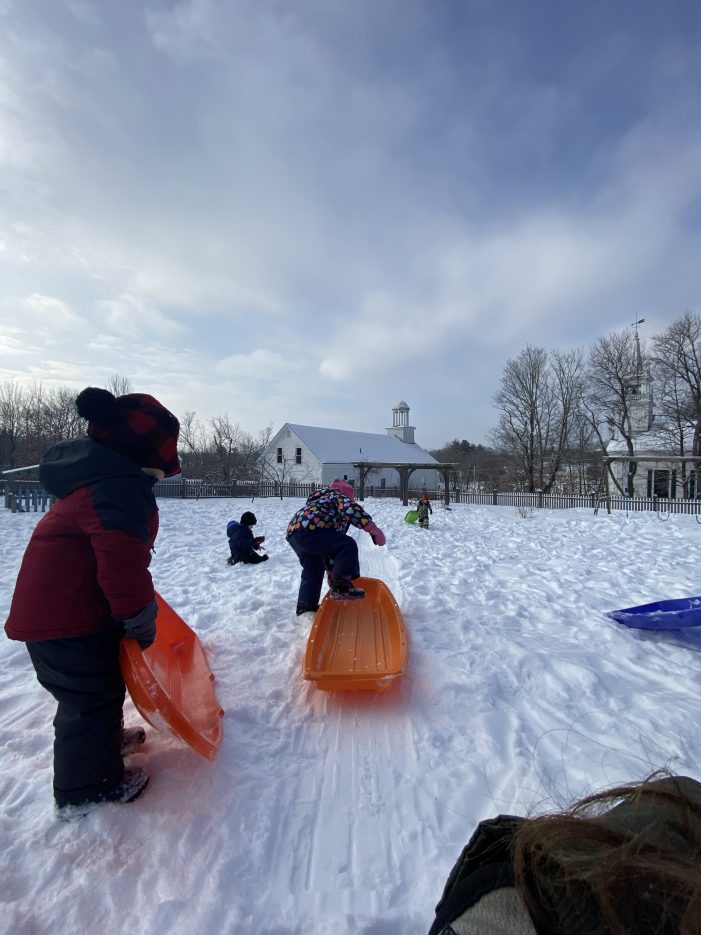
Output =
[{"x1": 261, "y1": 401, "x2": 439, "y2": 491}]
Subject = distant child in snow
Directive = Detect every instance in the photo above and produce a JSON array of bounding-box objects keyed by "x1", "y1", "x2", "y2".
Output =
[
  {"x1": 286, "y1": 479, "x2": 386, "y2": 615},
  {"x1": 417, "y1": 492, "x2": 433, "y2": 528},
  {"x1": 4, "y1": 386, "x2": 181, "y2": 818},
  {"x1": 227, "y1": 511, "x2": 268, "y2": 565}
]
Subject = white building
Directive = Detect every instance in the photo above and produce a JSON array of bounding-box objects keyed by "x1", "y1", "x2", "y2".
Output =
[
  {"x1": 605, "y1": 334, "x2": 698, "y2": 498},
  {"x1": 261, "y1": 401, "x2": 439, "y2": 491}
]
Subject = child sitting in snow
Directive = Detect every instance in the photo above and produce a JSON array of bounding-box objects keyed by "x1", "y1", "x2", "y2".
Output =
[
  {"x1": 417, "y1": 492, "x2": 433, "y2": 528},
  {"x1": 227, "y1": 511, "x2": 268, "y2": 565}
]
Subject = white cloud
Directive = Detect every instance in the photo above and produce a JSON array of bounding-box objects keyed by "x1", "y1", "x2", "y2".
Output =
[
  {"x1": 145, "y1": 0, "x2": 217, "y2": 63},
  {"x1": 21, "y1": 292, "x2": 83, "y2": 327},
  {"x1": 63, "y1": 0, "x2": 100, "y2": 26},
  {"x1": 215, "y1": 348, "x2": 299, "y2": 379},
  {"x1": 96, "y1": 292, "x2": 186, "y2": 338}
]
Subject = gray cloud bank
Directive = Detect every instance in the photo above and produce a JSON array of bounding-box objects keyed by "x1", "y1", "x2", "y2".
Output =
[{"x1": 1, "y1": 0, "x2": 700, "y2": 445}]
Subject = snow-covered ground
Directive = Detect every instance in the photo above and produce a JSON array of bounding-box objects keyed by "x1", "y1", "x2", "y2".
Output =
[{"x1": 2, "y1": 496, "x2": 701, "y2": 935}]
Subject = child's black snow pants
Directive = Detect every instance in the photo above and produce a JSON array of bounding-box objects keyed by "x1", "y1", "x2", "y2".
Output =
[
  {"x1": 287, "y1": 528, "x2": 360, "y2": 608},
  {"x1": 229, "y1": 548, "x2": 268, "y2": 565},
  {"x1": 26, "y1": 628, "x2": 126, "y2": 807}
]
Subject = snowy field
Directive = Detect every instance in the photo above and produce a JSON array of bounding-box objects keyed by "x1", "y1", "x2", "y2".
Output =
[{"x1": 2, "y1": 496, "x2": 701, "y2": 935}]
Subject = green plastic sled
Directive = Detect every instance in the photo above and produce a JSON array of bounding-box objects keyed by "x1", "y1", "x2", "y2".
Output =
[{"x1": 404, "y1": 509, "x2": 419, "y2": 524}]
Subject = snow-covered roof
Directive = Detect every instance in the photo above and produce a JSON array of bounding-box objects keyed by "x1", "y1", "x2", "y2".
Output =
[
  {"x1": 606, "y1": 429, "x2": 684, "y2": 455},
  {"x1": 283, "y1": 423, "x2": 437, "y2": 464},
  {"x1": 393, "y1": 400, "x2": 409, "y2": 410}
]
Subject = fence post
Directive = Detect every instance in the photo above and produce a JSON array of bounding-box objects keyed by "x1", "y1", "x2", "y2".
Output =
[
  {"x1": 538, "y1": 490, "x2": 544, "y2": 509},
  {"x1": 492, "y1": 489, "x2": 498, "y2": 506},
  {"x1": 653, "y1": 495, "x2": 658, "y2": 512}
]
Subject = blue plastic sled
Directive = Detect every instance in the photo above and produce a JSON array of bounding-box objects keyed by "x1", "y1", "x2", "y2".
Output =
[{"x1": 608, "y1": 596, "x2": 701, "y2": 630}]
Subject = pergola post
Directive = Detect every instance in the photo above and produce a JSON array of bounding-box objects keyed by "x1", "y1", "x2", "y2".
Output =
[
  {"x1": 357, "y1": 465, "x2": 373, "y2": 501},
  {"x1": 399, "y1": 467, "x2": 410, "y2": 506},
  {"x1": 441, "y1": 468, "x2": 451, "y2": 506}
]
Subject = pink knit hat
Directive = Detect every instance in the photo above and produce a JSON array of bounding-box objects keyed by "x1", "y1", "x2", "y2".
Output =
[{"x1": 329, "y1": 479, "x2": 354, "y2": 499}]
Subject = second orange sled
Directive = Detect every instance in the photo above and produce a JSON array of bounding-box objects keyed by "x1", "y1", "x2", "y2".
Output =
[
  {"x1": 303, "y1": 577, "x2": 408, "y2": 692},
  {"x1": 120, "y1": 592, "x2": 224, "y2": 761}
]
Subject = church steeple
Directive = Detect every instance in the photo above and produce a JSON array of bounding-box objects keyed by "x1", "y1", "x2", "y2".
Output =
[
  {"x1": 386, "y1": 400, "x2": 416, "y2": 444},
  {"x1": 624, "y1": 319, "x2": 653, "y2": 434}
]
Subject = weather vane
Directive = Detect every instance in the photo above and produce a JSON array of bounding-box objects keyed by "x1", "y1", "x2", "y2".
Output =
[{"x1": 630, "y1": 317, "x2": 645, "y2": 338}]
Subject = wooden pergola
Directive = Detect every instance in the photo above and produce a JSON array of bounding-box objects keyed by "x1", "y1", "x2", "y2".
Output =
[{"x1": 352, "y1": 461, "x2": 457, "y2": 506}]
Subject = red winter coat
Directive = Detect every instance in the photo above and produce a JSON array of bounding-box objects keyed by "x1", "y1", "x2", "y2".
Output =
[{"x1": 5, "y1": 438, "x2": 159, "y2": 642}]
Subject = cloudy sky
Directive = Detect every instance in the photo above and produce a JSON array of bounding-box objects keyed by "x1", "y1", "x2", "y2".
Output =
[{"x1": 1, "y1": 0, "x2": 700, "y2": 448}]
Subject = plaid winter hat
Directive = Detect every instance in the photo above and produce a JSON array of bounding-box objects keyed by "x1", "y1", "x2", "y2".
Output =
[{"x1": 76, "y1": 387, "x2": 181, "y2": 476}]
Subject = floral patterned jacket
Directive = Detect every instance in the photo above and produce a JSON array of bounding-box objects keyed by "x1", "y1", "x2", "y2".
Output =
[{"x1": 286, "y1": 487, "x2": 374, "y2": 537}]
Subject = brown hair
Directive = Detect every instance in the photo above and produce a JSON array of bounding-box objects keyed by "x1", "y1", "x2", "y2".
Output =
[{"x1": 512, "y1": 772, "x2": 701, "y2": 935}]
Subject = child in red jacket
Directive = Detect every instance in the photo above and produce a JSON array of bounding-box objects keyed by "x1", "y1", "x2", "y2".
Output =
[{"x1": 4, "y1": 386, "x2": 180, "y2": 818}]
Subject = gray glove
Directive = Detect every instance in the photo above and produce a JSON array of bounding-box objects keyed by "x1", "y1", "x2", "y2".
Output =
[{"x1": 121, "y1": 598, "x2": 158, "y2": 649}]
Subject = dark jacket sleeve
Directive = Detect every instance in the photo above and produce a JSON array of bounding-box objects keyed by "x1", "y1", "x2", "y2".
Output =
[{"x1": 78, "y1": 482, "x2": 157, "y2": 620}]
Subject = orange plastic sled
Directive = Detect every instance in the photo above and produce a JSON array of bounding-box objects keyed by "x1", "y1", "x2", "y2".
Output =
[
  {"x1": 303, "y1": 577, "x2": 408, "y2": 692},
  {"x1": 120, "y1": 592, "x2": 224, "y2": 760}
]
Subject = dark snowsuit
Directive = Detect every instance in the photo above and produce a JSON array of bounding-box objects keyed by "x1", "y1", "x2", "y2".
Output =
[
  {"x1": 417, "y1": 498, "x2": 433, "y2": 529},
  {"x1": 4, "y1": 438, "x2": 159, "y2": 807},
  {"x1": 227, "y1": 520, "x2": 267, "y2": 565}
]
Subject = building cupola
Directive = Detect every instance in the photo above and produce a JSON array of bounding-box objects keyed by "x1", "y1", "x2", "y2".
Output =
[{"x1": 386, "y1": 401, "x2": 415, "y2": 444}]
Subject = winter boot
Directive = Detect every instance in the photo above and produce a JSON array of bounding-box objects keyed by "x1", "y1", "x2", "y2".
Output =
[
  {"x1": 121, "y1": 726, "x2": 146, "y2": 756},
  {"x1": 55, "y1": 767, "x2": 150, "y2": 821},
  {"x1": 227, "y1": 556, "x2": 239, "y2": 566},
  {"x1": 296, "y1": 601, "x2": 319, "y2": 616},
  {"x1": 330, "y1": 578, "x2": 365, "y2": 601}
]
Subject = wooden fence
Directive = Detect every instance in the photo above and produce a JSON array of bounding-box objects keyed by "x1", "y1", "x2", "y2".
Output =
[
  {"x1": 452, "y1": 489, "x2": 701, "y2": 515},
  {"x1": 153, "y1": 482, "x2": 443, "y2": 501},
  {"x1": 4, "y1": 478, "x2": 701, "y2": 517},
  {"x1": 152, "y1": 481, "x2": 319, "y2": 499},
  {"x1": 2, "y1": 480, "x2": 54, "y2": 513}
]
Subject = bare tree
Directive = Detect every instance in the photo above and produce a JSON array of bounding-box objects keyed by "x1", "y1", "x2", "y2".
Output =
[
  {"x1": 429, "y1": 439, "x2": 505, "y2": 491},
  {"x1": 209, "y1": 414, "x2": 242, "y2": 482},
  {"x1": 546, "y1": 347, "x2": 586, "y2": 490},
  {"x1": 562, "y1": 411, "x2": 600, "y2": 494},
  {"x1": 45, "y1": 386, "x2": 83, "y2": 440},
  {"x1": 178, "y1": 410, "x2": 209, "y2": 478},
  {"x1": 0, "y1": 380, "x2": 26, "y2": 470},
  {"x1": 107, "y1": 374, "x2": 134, "y2": 396},
  {"x1": 581, "y1": 329, "x2": 642, "y2": 495},
  {"x1": 650, "y1": 311, "x2": 701, "y2": 496},
  {"x1": 490, "y1": 345, "x2": 583, "y2": 493},
  {"x1": 0, "y1": 380, "x2": 85, "y2": 472}
]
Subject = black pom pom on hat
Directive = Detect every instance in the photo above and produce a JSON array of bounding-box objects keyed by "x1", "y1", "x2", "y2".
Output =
[{"x1": 75, "y1": 387, "x2": 120, "y2": 425}]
